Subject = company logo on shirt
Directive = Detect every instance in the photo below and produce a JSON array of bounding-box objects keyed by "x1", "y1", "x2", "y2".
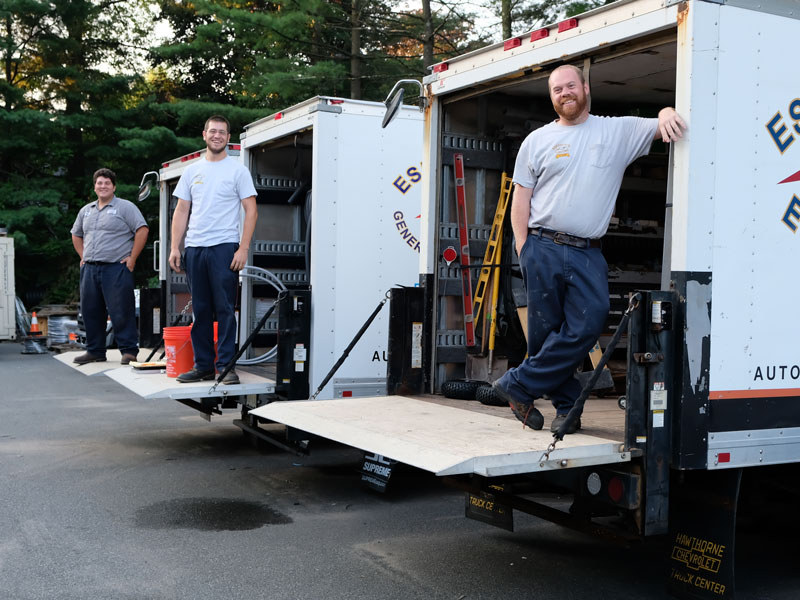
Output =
[
  {"x1": 192, "y1": 174, "x2": 205, "y2": 186},
  {"x1": 553, "y1": 143, "x2": 570, "y2": 159}
]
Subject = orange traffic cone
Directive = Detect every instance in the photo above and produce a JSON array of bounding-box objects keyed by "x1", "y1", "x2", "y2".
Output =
[{"x1": 29, "y1": 311, "x2": 42, "y2": 335}]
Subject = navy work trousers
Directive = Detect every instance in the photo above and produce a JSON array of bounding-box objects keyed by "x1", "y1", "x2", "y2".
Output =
[
  {"x1": 80, "y1": 262, "x2": 139, "y2": 357},
  {"x1": 184, "y1": 243, "x2": 239, "y2": 372},
  {"x1": 497, "y1": 232, "x2": 609, "y2": 415}
]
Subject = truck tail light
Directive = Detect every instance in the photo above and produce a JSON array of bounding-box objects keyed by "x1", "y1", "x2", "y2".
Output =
[{"x1": 607, "y1": 477, "x2": 624, "y2": 502}]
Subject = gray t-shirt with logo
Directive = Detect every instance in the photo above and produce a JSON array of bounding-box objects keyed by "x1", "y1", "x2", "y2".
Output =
[
  {"x1": 70, "y1": 196, "x2": 147, "y2": 262},
  {"x1": 512, "y1": 114, "x2": 658, "y2": 239}
]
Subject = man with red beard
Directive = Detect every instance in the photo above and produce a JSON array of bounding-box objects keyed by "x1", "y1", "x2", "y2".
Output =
[{"x1": 492, "y1": 64, "x2": 686, "y2": 434}]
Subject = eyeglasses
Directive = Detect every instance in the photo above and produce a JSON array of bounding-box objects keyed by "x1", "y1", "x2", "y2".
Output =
[{"x1": 206, "y1": 129, "x2": 228, "y2": 136}]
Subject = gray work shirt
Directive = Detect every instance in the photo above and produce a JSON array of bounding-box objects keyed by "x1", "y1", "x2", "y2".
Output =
[{"x1": 70, "y1": 196, "x2": 148, "y2": 262}]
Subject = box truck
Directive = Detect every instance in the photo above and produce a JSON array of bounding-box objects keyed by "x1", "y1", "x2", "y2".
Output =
[
  {"x1": 108, "y1": 97, "x2": 423, "y2": 420},
  {"x1": 251, "y1": 2, "x2": 800, "y2": 597}
]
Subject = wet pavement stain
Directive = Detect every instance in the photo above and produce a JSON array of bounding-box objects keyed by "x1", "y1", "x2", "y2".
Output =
[{"x1": 134, "y1": 497, "x2": 292, "y2": 531}]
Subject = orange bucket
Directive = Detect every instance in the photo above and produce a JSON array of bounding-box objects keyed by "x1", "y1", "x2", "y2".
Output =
[
  {"x1": 163, "y1": 326, "x2": 193, "y2": 378},
  {"x1": 163, "y1": 323, "x2": 219, "y2": 378}
]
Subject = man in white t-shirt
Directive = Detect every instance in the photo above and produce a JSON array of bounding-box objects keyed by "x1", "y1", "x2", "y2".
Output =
[
  {"x1": 168, "y1": 115, "x2": 258, "y2": 384},
  {"x1": 492, "y1": 65, "x2": 686, "y2": 434}
]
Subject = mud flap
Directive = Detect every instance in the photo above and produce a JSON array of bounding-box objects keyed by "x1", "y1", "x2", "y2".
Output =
[{"x1": 666, "y1": 468, "x2": 741, "y2": 600}]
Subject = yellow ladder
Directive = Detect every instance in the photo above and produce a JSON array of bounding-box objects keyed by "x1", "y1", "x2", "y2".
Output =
[{"x1": 472, "y1": 173, "x2": 513, "y2": 327}]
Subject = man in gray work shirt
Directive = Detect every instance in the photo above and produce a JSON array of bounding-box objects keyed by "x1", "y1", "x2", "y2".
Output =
[
  {"x1": 492, "y1": 65, "x2": 686, "y2": 434},
  {"x1": 71, "y1": 168, "x2": 149, "y2": 365}
]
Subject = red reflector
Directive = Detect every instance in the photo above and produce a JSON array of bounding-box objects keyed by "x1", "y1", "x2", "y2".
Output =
[
  {"x1": 342, "y1": 391, "x2": 353, "y2": 397},
  {"x1": 558, "y1": 18, "x2": 578, "y2": 32},
  {"x1": 329, "y1": 99, "x2": 344, "y2": 104},
  {"x1": 503, "y1": 38, "x2": 522, "y2": 51},
  {"x1": 608, "y1": 477, "x2": 624, "y2": 502},
  {"x1": 531, "y1": 29, "x2": 549, "y2": 42},
  {"x1": 229, "y1": 144, "x2": 241, "y2": 150},
  {"x1": 433, "y1": 63, "x2": 448, "y2": 73},
  {"x1": 275, "y1": 112, "x2": 283, "y2": 120},
  {"x1": 442, "y1": 247, "x2": 458, "y2": 263},
  {"x1": 718, "y1": 452, "x2": 731, "y2": 463}
]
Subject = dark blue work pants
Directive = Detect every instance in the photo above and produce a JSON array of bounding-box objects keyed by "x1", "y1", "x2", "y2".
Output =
[
  {"x1": 184, "y1": 243, "x2": 239, "y2": 372},
  {"x1": 80, "y1": 262, "x2": 139, "y2": 357},
  {"x1": 497, "y1": 233, "x2": 609, "y2": 415}
]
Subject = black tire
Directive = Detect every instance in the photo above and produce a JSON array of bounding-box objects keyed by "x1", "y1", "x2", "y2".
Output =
[
  {"x1": 441, "y1": 379, "x2": 485, "y2": 400},
  {"x1": 475, "y1": 384, "x2": 508, "y2": 407}
]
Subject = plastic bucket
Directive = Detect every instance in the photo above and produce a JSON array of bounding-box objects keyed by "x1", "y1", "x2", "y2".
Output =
[
  {"x1": 163, "y1": 323, "x2": 220, "y2": 378},
  {"x1": 163, "y1": 326, "x2": 194, "y2": 378}
]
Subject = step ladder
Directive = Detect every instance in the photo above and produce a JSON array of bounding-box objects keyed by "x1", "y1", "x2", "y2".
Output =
[{"x1": 472, "y1": 173, "x2": 513, "y2": 327}]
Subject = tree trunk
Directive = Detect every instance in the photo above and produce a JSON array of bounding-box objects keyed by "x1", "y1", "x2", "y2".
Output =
[
  {"x1": 350, "y1": 0, "x2": 362, "y2": 99},
  {"x1": 421, "y1": 0, "x2": 433, "y2": 70},
  {"x1": 502, "y1": 0, "x2": 512, "y2": 40}
]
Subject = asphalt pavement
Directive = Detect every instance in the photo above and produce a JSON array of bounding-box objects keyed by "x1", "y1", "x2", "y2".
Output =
[{"x1": 0, "y1": 341, "x2": 796, "y2": 600}]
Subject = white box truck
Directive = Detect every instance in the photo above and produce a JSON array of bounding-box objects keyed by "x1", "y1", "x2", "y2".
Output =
[
  {"x1": 0, "y1": 236, "x2": 15, "y2": 340},
  {"x1": 251, "y1": 2, "x2": 800, "y2": 597},
  {"x1": 108, "y1": 97, "x2": 423, "y2": 419}
]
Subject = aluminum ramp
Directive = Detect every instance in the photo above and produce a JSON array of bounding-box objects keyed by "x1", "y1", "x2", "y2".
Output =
[
  {"x1": 250, "y1": 396, "x2": 629, "y2": 477},
  {"x1": 105, "y1": 366, "x2": 275, "y2": 400}
]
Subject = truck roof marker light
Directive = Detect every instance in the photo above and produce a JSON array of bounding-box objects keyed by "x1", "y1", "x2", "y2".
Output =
[
  {"x1": 162, "y1": 162, "x2": 170, "y2": 168},
  {"x1": 530, "y1": 28, "x2": 549, "y2": 42},
  {"x1": 558, "y1": 18, "x2": 579, "y2": 33},
  {"x1": 274, "y1": 112, "x2": 283, "y2": 120},
  {"x1": 433, "y1": 63, "x2": 448, "y2": 73},
  {"x1": 229, "y1": 144, "x2": 241, "y2": 150},
  {"x1": 180, "y1": 156, "x2": 189, "y2": 162},
  {"x1": 718, "y1": 452, "x2": 731, "y2": 463},
  {"x1": 329, "y1": 99, "x2": 344, "y2": 104},
  {"x1": 503, "y1": 38, "x2": 522, "y2": 51}
]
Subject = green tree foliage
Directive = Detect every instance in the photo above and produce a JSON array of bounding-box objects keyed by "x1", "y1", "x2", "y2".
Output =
[
  {"x1": 1, "y1": 0, "x2": 483, "y2": 304},
  {"x1": 0, "y1": 0, "x2": 154, "y2": 303}
]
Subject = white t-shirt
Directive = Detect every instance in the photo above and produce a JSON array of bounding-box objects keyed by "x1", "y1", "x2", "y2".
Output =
[
  {"x1": 174, "y1": 156, "x2": 258, "y2": 248},
  {"x1": 512, "y1": 114, "x2": 658, "y2": 239}
]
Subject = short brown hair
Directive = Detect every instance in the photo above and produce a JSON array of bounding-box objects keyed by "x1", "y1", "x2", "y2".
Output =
[
  {"x1": 549, "y1": 64, "x2": 586, "y2": 87},
  {"x1": 93, "y1": 168, "x2": 116, "y2": 186},
  {"x1": 204, "y1": 115, "x2": 230, "y2": 133}
]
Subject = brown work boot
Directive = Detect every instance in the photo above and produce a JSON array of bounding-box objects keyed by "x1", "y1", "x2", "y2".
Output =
[
  {"x1": 492, "y1": 381, "x2": 544, "y2": 430},
  {"x1": 73, "y1": 352, "x2": 106, "y2": 365},
  {"x1": 120, "y1": 353, "x2": 138, "y2": 365}
]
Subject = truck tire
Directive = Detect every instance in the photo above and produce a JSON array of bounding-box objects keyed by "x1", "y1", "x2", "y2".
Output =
[
  {"x1": 475, "y1": 384, "x2": 507, "y2": 407},
  {"x1": 441, "y1": 379, "x2": 485, "y2": 400}
]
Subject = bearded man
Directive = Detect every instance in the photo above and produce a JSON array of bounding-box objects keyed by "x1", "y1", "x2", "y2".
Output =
[{"x1": 492, "y1": 64, "x2": 686, "y2": 434}]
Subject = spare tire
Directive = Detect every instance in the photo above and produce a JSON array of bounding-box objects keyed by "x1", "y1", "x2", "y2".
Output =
[
  {"x1": 476, "y1": 384, "x2": 508, "y2": 407},
  {"x1": 441, "y1": 379, "x2": 486, "y2": 400}
]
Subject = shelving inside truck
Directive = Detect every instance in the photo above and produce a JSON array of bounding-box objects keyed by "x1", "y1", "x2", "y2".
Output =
[
  {"x1": 246, "y1": 129, "x2": 313, "y2": 355},
  {"x1": 433, "y1": 33, "x2": 678, "y2": 391}
]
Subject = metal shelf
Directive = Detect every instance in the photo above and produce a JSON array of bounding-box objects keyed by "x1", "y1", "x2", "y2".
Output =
[{"x1": 253, "y1": 241, "x2": 306, "y2": 256}]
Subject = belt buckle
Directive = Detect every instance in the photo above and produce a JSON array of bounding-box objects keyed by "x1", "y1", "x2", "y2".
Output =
[{"x1": 552, "y1": 232, "x2": 568, "y2": 245}]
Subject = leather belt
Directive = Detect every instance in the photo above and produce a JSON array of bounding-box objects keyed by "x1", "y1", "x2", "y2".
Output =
[
  {"x1": 83, "y1": 261, "x2": 115, "y2": 265},
  {"x1": 529, "y1": 227, "x2": 601, "y2": 249}
]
